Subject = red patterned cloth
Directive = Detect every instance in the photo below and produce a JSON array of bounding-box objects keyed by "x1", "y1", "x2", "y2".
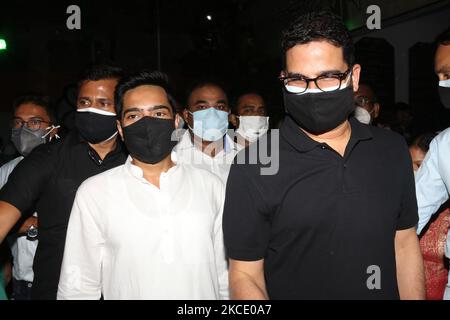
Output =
[{"x1": 419, "y1": 208, "x2": 450, "y2": 300}]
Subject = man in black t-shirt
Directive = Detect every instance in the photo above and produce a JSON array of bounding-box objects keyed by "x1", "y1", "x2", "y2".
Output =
[
  {"x1": 223, "y1": 11, "x2": 425, "y2": 300},
  {"x1": 0, "y1": 65, "x2": 128, "y2": 299}
]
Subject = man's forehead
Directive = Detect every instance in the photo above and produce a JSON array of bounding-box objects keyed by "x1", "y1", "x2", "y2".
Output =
[
  {"x1": 191, "y1": 85, "x2": 226, "y2": 100},
  {"x1": 435, "y1": 44, "x2": 450, "y2": 72},
  {"x1": 79, "y1": 79, "x2": 118, "y2": 91},
  {"x1": 238, "y1": 94, "x2": 264, "y2": 106}
]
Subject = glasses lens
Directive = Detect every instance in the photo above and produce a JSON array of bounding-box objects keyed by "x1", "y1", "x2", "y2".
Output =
[
  {"x1": 284, "y1": 78, "x2": 307, "y2": 94},
  {"x1": 27, "y1": 119, "x2": 43, "y2": 130},
  {"x1": 316, "y1": 77, "x2": 342, "y2": 92}
]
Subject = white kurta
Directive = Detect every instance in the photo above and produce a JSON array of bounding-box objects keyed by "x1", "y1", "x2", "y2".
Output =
[
  {"x1": 173, "y1": 131, "x2": 239, "y2": 185},
  {"x1": 57, "y1": 156, "x2": 229, "y2": 300}
]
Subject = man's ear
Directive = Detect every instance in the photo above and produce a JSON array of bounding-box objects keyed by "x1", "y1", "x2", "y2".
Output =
[
  {"x1": 351, "y1": 64, "x2": 361, "y2": 92},
  {"x1": 174, "y1": 113, "x2": 181, "y2": 129},
  {"x1": 373, "y1": 103, "x2": 380, "y2": 119},
  {"x1": 229, "y1": 114, "x2": 238, "y2": 128},
  {"x1": 116, "y1": 120, "x2": 124, "y2": 141},
  {"x1": 183, "y1": 108, "x2": 192, "y2": 129}
]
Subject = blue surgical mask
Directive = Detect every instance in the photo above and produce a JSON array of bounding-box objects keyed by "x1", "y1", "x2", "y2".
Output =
[{"x1": 188, "y1": 108, "x2": 229, "y2": 141}]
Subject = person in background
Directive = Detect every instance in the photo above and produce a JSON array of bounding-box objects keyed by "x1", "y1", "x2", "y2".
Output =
[
  {"x1": 0, "y1": 94, "x2": 59, "y2": 300},
  {"x1": 176, "y1": 81, "x2": 239, "y2": 184},
  {"x1": 230, "y1": 92, "x2": 269, "y2": 148},
  {"x1": 0, "y1": 65, "x2": 127, "y2": 299},
  {"x1": 409, "y1": 133, "x2": 449, "y2": 300},
  {"x1": 415, "y1": 27, "x2": 450, "y2": 300},
  {"x1": 353, "y1": 83, "x2": 380, "y2": 125}
]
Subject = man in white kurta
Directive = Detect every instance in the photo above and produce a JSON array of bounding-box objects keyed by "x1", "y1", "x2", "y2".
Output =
[
  {"x1": 57, "y1": 156, "x2": 228, "y2": 300},
  {"x1": 57, "y1": 71, "x2": 229, "y2": 300}
]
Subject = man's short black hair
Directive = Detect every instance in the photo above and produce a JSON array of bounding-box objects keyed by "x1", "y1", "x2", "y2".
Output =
[
  {"x1": 185, "y1": 79, "x2": 228, "y2": 108},
  {"x1": 78, "y1": 64, "x2": 124, "y2": 88},
  {"x1": 437, "y1": 27, "x2": 450, "y2": 46},
  {"x1": 232, "y1": 90, "x2": 266, "y2": 114},
  {"x1": 114, "y1": 70, "x2": 177, "y2": 117},
  {"x1": 12, "y1": 94, "x2": 55, "y2": 124},
  {"x1": 281, "y1": 10, "x2": 355, "y2": 68}
]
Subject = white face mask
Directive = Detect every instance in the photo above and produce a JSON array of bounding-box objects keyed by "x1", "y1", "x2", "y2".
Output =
[
  {"x1": 354, "y1": 106, "x2": 371, "y2": 125},
  {"x1": 236, "y1": 116, "x2": 269, "y2": 142}
]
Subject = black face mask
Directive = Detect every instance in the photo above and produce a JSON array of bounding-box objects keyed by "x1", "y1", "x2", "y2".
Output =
[
  {"x1": 75, "y1": 110, "x2": 118, "y2": 144},
  {"x1": 439, "y1": 86, "x2": 450, "y2": 109},
  {"x1": 122, "y1": 117, "x2": 177, "y2": 164},
  {"x1": 283, "y1": 85, "x2": 355, "y2": 135}
]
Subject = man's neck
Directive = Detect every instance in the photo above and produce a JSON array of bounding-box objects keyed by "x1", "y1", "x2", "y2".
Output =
[
  {"x1": 302, "y1": 120, "x2": 352, "y2": 157},
  {"x1": 89, "y1": 136, "x2": 118, "y2": 161},
  {"x1": 189, "y1": 131, "x2": 224, "y2": 158},
  {"x1": 132, "y1": 155, "x2": 175, "y2": 188}
]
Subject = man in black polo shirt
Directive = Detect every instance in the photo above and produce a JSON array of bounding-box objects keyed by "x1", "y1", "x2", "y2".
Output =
[
  {"x1": 223, "y1": 11, "x2": 425, "y2": 300},
  {"x1": 0, "y1": 65, "x2": 127, "y2": 299}
]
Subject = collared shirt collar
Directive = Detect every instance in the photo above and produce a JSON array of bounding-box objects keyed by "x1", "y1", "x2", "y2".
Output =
[
  {"x1": 175, "y1": 130, "x2": 239, "y2": 157},
  {"x1": 124, "y1": 155, "x2": 179, "y2": 185},
  {"x1": 74, "y1": 130, "x2": 124, "y2": 166},
  {"x1": 281, "y1": 115, "x2": 373, "y2": 154}
]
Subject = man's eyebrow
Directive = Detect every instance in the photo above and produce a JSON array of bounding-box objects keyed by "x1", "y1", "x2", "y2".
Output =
[
  {"x1": 123, "y1": 105, "x2": 171, "y2": 115},
  {"x1": 286, "y1": 69, "x2": 344, "y2": 78},
  {"x1": 193, "y1": 99, "x2": 209, "y2": 105},
  {"x1": 435, "y1": 65, "x2": 450, "y2": 74},
  {"x1": 194, "y1": 99, "x2": 228, "y2": 105}
]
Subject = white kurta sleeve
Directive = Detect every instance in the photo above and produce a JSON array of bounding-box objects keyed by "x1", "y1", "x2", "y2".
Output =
[
  {"x1": 415, "y1": 136, "x2": 449, "y2": 234},
  {"x1": 214, "y1": 180, "x2": 230, "y2": 300},
  {"x1": 57, "y1": 183, "x2": 105, "y2": 300}
]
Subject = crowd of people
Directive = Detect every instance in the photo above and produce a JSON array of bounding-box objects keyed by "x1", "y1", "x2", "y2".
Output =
[{"x1": 0, "y1": 10, "x2": 449, "y2": 300}]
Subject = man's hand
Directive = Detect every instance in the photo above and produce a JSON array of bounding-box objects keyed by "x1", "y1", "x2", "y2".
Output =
[{"x1": 18, "y1": 216, "x2": 38, "y2": 234}]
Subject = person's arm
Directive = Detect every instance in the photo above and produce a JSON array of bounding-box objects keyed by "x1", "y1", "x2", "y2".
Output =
[
  {"x1": 0, "y1": 144, "x2": 55, "y2": 243},
  {"x1": 213, "y1": 181, "x2": 229, "y2": 300},
  {"x1": 223, "y1": 154, "x2": 271, "y2": 300},
  {"x1": 395, "y1": 227, "x2": 425, "y2": 300},
  {"x1": 415, "y1": 135, "x2": 449, "y2": 234},
  {"x1": 0, "y1": 201, "x2": 21, "y2": 243},
  {"x1": 57, "y1": 183, "x2": 104, "y2": 300},
  {"x1": 229, "y1": 259, "x2": 268, "y2": 300}
]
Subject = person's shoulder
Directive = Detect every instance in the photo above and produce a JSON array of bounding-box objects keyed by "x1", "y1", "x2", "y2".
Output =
[
  {"x1": 0, "y1": 156, "x2": 24, "y2": 171},
  {"x1": 77, "y1": 164, "x2": 125, "y2": 194},
  {"x1": 178, "y1": 164, "x2": 224, "y2": 189},
  {"x1": 367, "y1": 124, "x2": 407, "y2": 147},
  {"x1": 432, "y1": 127, "x2": 450, "y2": 146}
]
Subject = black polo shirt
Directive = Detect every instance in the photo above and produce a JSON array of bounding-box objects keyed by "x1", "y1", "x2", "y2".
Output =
[
  {"x1": 223, "y1": 116, "x2": 418, "y2": 300},
  {"x1": 0, "y1": 130, "x2": 127, "y2": 299}
]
